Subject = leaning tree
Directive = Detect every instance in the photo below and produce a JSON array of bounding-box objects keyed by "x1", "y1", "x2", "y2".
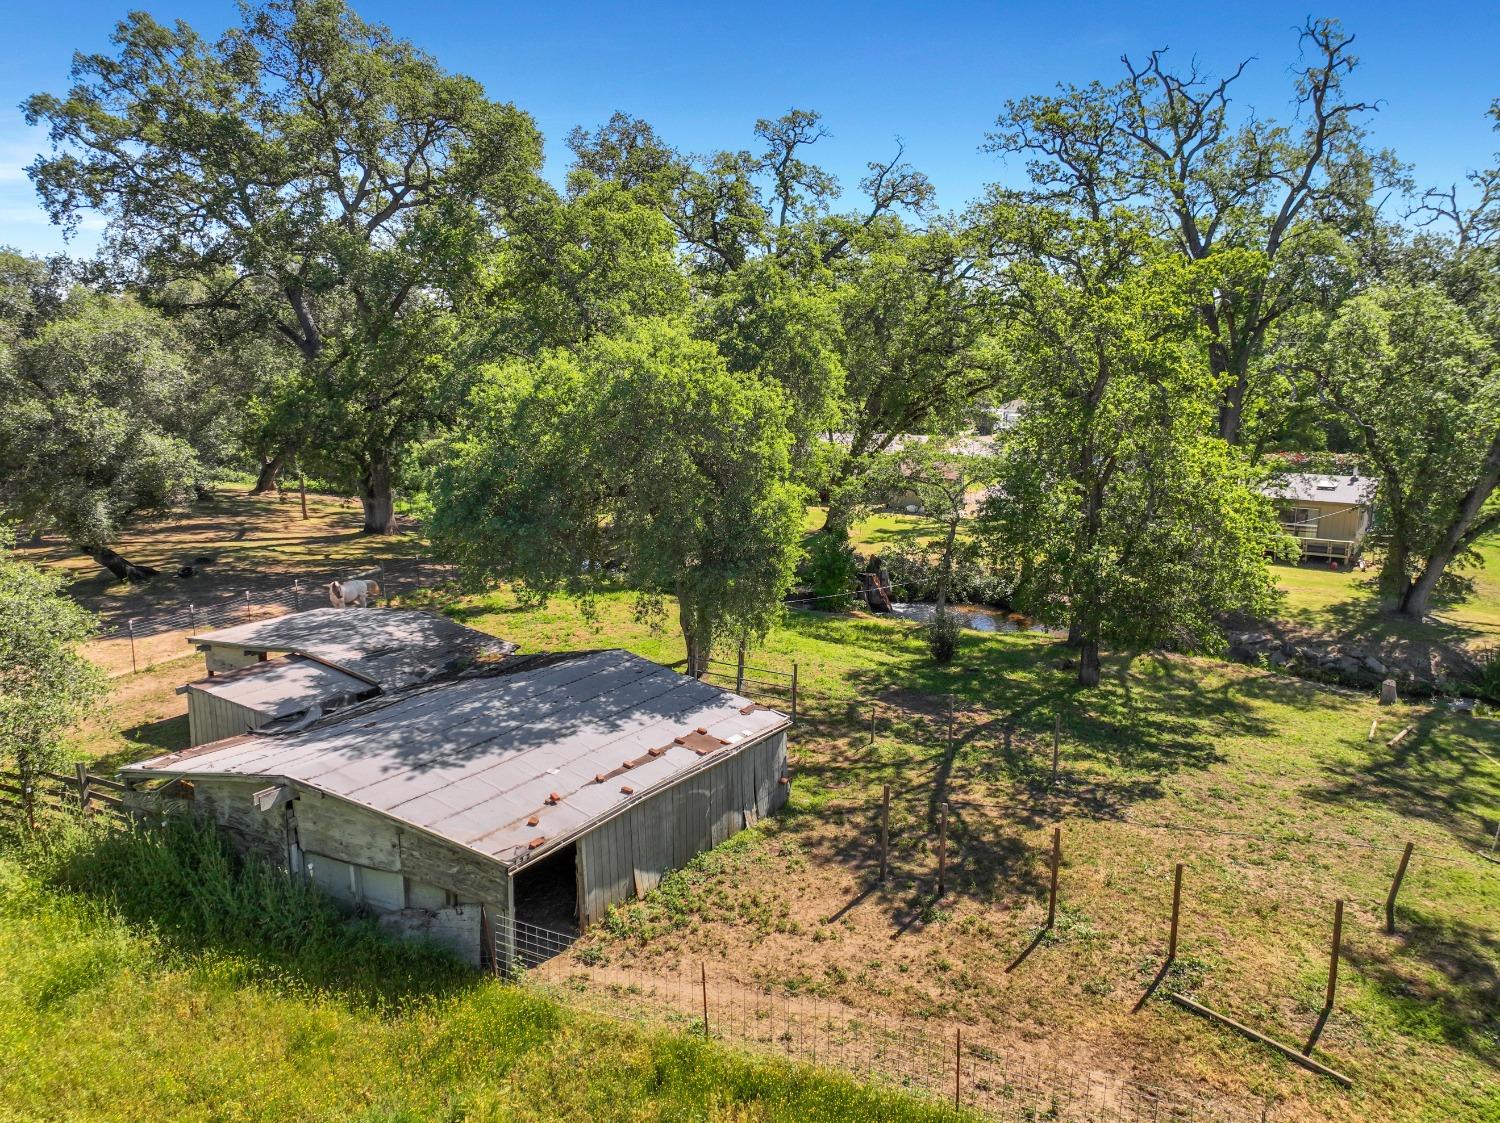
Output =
[{"x1": 25, "y1": 0, "x2": 544, "y2": 532}]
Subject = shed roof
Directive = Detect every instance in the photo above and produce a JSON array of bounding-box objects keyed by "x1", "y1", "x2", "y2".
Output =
[
  {"x1": 125, "y1": 650, "x2": 789, "y2": 870},
  {"x1": 184, "y1": 655, "x2": 377, "y2": 719},
  {"x1": 1259, "y1": 473, "x2": 1375, "y2": 507},
  {"x1": 188, "y1": 608, "x2": 514, "y2": 692}
]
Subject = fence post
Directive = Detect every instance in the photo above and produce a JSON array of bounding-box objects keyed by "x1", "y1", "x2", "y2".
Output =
[
  {"x1": 937, "y1": 801, "x2": 949, "y2": 897},
  {"x1": 954, "y1": 1025, "x2": 962, "y2": 1109},
  {"x1": 791, "y1": 663, "x2": 799, "y2": 721},
  {"x1": 299, "y1": 463, "x2": 308, "y2": 520},
  {"x1": 1046, "y1": 827, "x2": 1061, "y2": 929},
  {"x1": 127, "y1": 618, "x2": 137, "y2": 674},
  {"x1": 1304, "y1": 899, "x2": 1343, "y2": 1055},
  {"x1": 869, "y1": 704, "x2": 876, "y2": 746},
  {"x1": 700, "y1": 961, "x2": 710, "y2": 1038},
  {"x1": 74, "y1": 761, "x2": 90, "y2": 815},
  {"x1": 188, "y1": 603, "x2": 196, "y2": 632},
  {"x1": 1385, "y1": 844, "x2": 1413, "y2": 935},
  {"x1": 1168, "y1": 862, "x2": 1184, "y2": 961},
  {"x1": 1051, "y1": 713, "x2": 1061, "y2": 783},
  {"x1": 879, "y1": 784, "x2": 890, "y2": 882}
]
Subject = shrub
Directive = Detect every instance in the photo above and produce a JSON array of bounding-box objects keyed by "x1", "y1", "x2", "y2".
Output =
[
  {"x1": 924, "y1": 609, "x2": 961, "y2": 663},
  {"x1": 801, "y1": 528, "x2": 860, "y2": 607}
]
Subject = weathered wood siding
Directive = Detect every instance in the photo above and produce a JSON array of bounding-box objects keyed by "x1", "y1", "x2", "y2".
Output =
[
  {"x1": 574, "y1": 730, "x2": 787, "y2": 926},
  {"x1": 186, "y1": 690, "x2": 267, "y2": 747},
  {"x1": 126, "y1": 778, "x2": 512, "y2": 965},
  {"x1": 201, "y1": 643, "x2": 265, "y2": 675}
]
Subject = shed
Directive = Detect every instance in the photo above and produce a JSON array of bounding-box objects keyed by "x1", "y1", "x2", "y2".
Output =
[
  {"x1": 178, "y1": 655, "x2": 379, "y2": 746},
  {"x1": 188, "y1": 607, "x2": 514, "y2": 686},
  {"x1": 1259, "y1": 473, "x2": 1376, "y2": 564},
  {"x1": 180, "y1": 608, "x2": 515, "y2": 746},
  {"x1": 122, "y1": 649, "x2": 790, "y2": 970}
]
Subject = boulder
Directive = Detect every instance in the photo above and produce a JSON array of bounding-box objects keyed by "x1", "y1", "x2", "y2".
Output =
[{"x1": 1362, "y1": 655, "x2": 1387, "y2": 676}]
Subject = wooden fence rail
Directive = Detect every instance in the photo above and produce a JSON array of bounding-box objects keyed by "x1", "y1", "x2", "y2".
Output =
[{"x1": 0, "y1": 767, "x2": 132, "y2": 828}]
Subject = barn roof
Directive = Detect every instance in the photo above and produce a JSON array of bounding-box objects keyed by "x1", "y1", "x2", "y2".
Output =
[
  {"x1": 188, "y1": 608, "x2": 514, "y2": 692},
  {"x1": 1259, "y1": 473, "x2": 1374, "y2": 507},
  {"x1": 125, "y1": 649, "x2": 789, "y2": 870},
  {"x1": 183, "y1": 655, "x2": 377, "y2": 719}
]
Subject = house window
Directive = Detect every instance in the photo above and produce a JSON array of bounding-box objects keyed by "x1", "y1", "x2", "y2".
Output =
[{"x1": 1283, "y1": 507, "x2": 1318, "y2": 538}]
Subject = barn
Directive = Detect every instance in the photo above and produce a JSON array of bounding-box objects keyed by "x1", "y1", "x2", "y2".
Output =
[
  {"x1": 122, "y1": 649, "x2": 790, "y2": 970},
  {"x1": 179, "y1": 608, "x2": 514, "y2": 746}
]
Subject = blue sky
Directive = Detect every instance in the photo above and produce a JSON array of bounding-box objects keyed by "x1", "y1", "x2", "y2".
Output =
[{"x1": 3, "y1": 0, "x2": 1497, "y2": 256}]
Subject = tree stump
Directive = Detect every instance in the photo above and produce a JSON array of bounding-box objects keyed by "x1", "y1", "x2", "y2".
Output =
[{"x1": 1380, "y1": 678, "x2": 1398, "y2": 706}]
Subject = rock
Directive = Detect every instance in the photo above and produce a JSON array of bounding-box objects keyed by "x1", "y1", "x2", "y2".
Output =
[
  {"x1": 1380, "y1": 679, "x2": 1398, "y2": 706},
  {"x1": 1362, "y1": 655, "x2": 1387, "y2": 676},
  {"x1": 1334, "y1": 655, "x2": 1362, "y2": 678},
  {"x1": 1449, "y1": 697, "x2": 1476, "y2": 713},
  {"x1": 1268, "y1": 650, "x2": 1292, "y2": 667},
  {"x1": 175, "y1": 565, "x2": 196, "y2": 579}
]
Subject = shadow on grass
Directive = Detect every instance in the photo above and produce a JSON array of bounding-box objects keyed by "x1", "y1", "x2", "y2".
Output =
[
  {"x1": 1304, "y1": 707, "x2": 1500, "y2": 850},
  {"x1": 1344, "y1": 907, "x2": 1500, "y2": 1066},
  {"x1": 90, "y1": 715, "x2": 190, "y2": 774}
]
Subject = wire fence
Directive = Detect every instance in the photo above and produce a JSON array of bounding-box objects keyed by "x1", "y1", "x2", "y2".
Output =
[
  {"x1": 88, "y1": 556, "x2": 448, "y2": 677},
  {"x1": 505, "y1": 926, "x2": 1270, "y2": 1123}
]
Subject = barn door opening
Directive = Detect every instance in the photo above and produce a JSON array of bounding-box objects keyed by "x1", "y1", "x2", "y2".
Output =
[{"x1": 510, "y1": 842, "x2": 580, "y2": 967}]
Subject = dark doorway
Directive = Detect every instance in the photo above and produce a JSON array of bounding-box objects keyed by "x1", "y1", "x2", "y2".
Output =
[{"x1": 510, "y1": 842, "x2": 580, "y2": 967}]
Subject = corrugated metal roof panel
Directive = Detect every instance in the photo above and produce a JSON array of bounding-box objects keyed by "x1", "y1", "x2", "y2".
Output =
[
  {"x1": 185, "y1": 655, "x2": 375, "y2": 718},
  {"x1": 188, "y1": 608, "x2": 515, "y2": 692},
  {"x1": 125, "y1": 649, "x2": 790, "y2": 871}
]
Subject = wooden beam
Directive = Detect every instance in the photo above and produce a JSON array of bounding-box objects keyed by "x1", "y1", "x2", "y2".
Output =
[{"x1": 1167, "y1": 994, "x2": 1352, "y2": 1087}]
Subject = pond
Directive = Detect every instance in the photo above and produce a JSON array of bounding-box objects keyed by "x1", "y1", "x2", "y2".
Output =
[{"x1": 884, "y1": 602, "x2": 1055, "y2": 634}]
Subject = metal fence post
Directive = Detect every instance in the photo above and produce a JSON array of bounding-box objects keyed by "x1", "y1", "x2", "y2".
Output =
[
  {"x1": 292, "y1": 579, "x2": 301, "y2": 612},
  {"x1": 879, "y1": 784, "x2": 890, "y2": 882},
  {"x1": 937, "y1": 801, "x2": 949, "y2": 897},
  {"x1": 127, "y1": 618, "x2": 137, "y2": 674},
  {"x1": 700, "y1": 962, "x2": 710, "y2": 1038},
  {"x1": 791, "y1": 663, "x2": 799, "y2": 721},
  {"x1": 735, "y1": 645, "x2": 746, "y2": 694},
  {"x1": 1046, "y1": 827, "x2": 1061, "y2": 928}
]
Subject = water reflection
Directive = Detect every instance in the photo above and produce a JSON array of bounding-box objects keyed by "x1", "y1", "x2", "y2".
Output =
[{"x1": 884, "y1": 602, "x2": 1054, "y2": 634}]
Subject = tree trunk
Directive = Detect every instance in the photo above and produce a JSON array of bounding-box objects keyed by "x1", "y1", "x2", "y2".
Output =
[
  {"x1": 1077, "y1": 638, "x2": 1102, "y2": 687},
  {"x1": 80, "y1": 545, "x2": 159, "y2": 583},
  {"x1": 678, "y1": 587, "x2": 707, "y2": 677},
  {"x1": 359, "y1": 459, "x2": 398, "y2": 535},
  {"x1": 1396, "y1": 435, "x2": 1500, "y2": 622},
  {"x1": 250, "y1": 451, "x2": 287, "y2": 495}
]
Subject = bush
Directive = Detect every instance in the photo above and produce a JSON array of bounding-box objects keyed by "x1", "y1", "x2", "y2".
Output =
[
  {"x1": 801, "y1": 528, "x2": 860, "y2": 607},
  {"x1": 924, "y1": 609, "x2": 961, "y2": 663},
  {"x1": 881, "y1": 540, "x2": 1011, "y2": 607}
]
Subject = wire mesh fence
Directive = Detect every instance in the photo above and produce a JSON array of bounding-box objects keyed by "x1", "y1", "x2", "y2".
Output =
[
  {"x1": 88, "y1": 556, "x2": 449, "y2": 677},
  {"x1": 516, "y1": 946, "x2": 1270, "y2": 1123}
]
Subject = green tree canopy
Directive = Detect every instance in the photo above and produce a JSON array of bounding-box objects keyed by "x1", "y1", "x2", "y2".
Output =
[
  {"x1": 1317, "y1": 280, "x2": 1500, "y2": 619},
  {"x1": 0, "y1": 527, "x2": 104, "y2": 800},
  {"x1": 431, "y1": 318, "x2": 805, "y2": 676},
  {"x1": 25, "y1": 0, "x2": 544, "y2": 532},
  {"x1": 976, "y1": 204, "x2": 1289, "y2": 685},
  {"x1": 0, "y1": 295, "x2": 202, "y2": 580}
]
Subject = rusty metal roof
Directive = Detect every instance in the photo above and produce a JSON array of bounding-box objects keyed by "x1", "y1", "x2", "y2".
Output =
[
  {"x1": 125, "y1": 650, "x2": 790, "y2": 870},
  {"x1": 184, "y1": 655, "x2": 377, "y2": 719}
]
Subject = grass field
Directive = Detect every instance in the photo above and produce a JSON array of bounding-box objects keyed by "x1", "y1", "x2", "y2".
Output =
[
  {"x1": 0, "y1": 820, "x2": 964, "y2": 1123},
  {"x1": 11, "y1": 488, "x2": 1500, "y2": 1122}
]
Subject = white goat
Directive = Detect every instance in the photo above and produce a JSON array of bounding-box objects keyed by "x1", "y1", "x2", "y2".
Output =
[{"x1": 327, "y1": 578, "x2": 380, "y2": 608}]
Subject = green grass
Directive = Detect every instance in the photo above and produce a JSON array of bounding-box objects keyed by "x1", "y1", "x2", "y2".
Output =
[
  {"x1": 1275, "y1": 537, "x2": 1500, "y2": 650},
  {"x1": 0, "y1": 818, "x2": 967, "y2": 1123},
  {"x1": 442, "y1": 586, "x2": 1500, "y2": 1123}
]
